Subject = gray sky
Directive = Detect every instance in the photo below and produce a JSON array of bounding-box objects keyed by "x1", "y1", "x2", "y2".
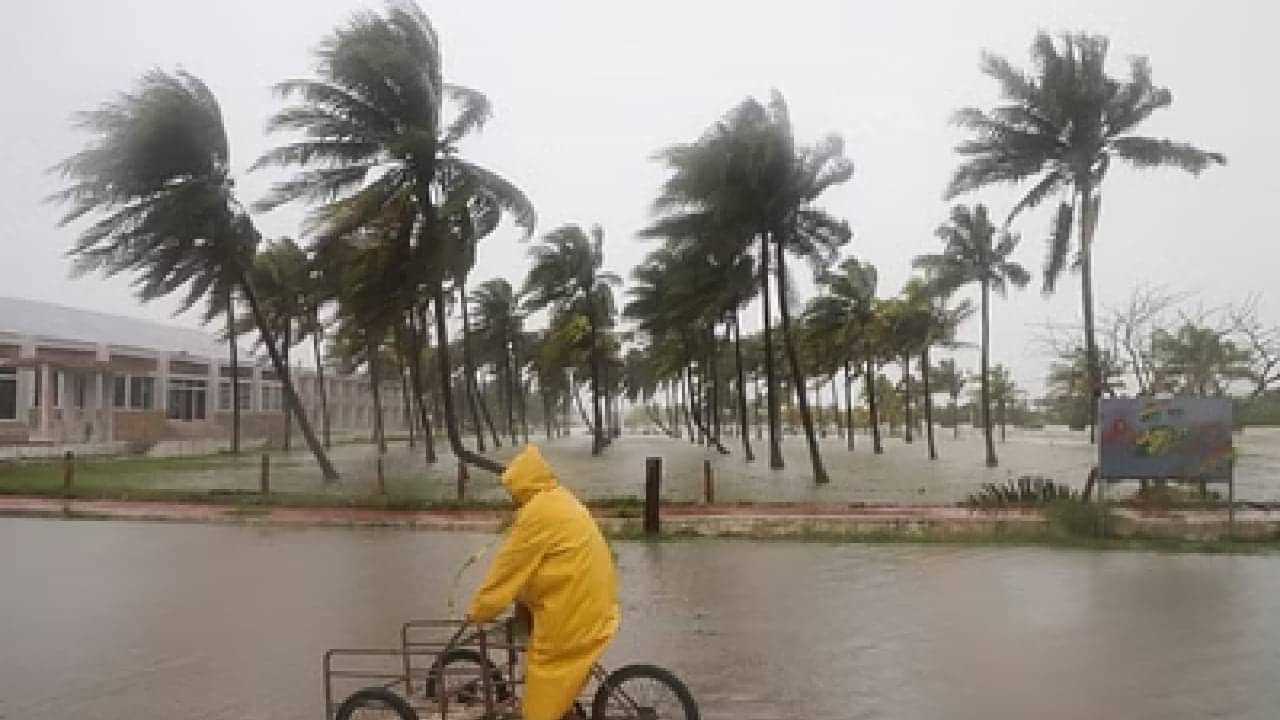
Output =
[{"x1": 2, "y1": 0, "x2": 1275, "y2": 394}]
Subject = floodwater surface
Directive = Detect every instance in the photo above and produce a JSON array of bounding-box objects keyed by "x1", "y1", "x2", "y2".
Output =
[{"x1": 2, "y1": 519, "x2": 1279, "y2": 719}]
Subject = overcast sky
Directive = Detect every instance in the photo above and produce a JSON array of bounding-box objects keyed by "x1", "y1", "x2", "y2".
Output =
[{"x1": 2, "y1": 0, "x2": 1275, "y2": 394}]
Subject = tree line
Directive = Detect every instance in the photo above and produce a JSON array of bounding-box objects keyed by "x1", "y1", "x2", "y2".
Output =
[{"x1": 51, "y1": 2, "x2": 1242, "y2": 484}]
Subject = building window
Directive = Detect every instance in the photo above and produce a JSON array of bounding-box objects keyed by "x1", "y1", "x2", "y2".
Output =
[
  {"x1": 113, "y1": 376, "x2": 127, "y2": 408},
  {"x1": 261, "y1": 385, "x2": 283, "y2": 412},
  {"x1": 218, "y1": 381, "x2": 250, "y2": 411},
  {"x1": 130, "y1": 377, "x2": 154, "y2": 410},
  {"x1": 0, "y1": 368, "x2": 15, "y2": 421},
  {"x1": 167, "y1": 378, "x2": 207, "y2": 421}
]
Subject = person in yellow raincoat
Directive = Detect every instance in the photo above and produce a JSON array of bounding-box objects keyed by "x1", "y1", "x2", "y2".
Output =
[{"x1": 467, "y1": 445, "x2": 620, "y2": 720}]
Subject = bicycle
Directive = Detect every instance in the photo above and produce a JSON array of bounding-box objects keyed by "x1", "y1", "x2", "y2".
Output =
[{"x1": 324, "y1": 617, "x2": 699, "y2": 720}]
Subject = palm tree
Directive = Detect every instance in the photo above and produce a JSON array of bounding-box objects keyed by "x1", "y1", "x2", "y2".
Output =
[
  {"x1": 932, "y1": 359, "x2": 967, "y2": 439},
  {"x1": 947, "y1": 32, "x2": 1225, "y2": 430},
  {"x1": 254, "y1": 3, "x2": 534, "y2": 475},
  {"x1": 523, "y1": 224, "x2": 620, "y2": 455},
  {"x1": 243, "y1": 238, "x2": 314, "y2": 451},
  {"x1": 650, "y1": 92, "x2": 852, "y2": 482},
  {"x1": 51, "y1": 69, "x2": 339, "y2": 480},
  {"x1": 902, "y1": 278, "x2": 973, "y2": 460},
  {"x1": 914, "y1": 204, "x2": 1029, "y2": 467},
  {"x1": 472, "y1": 278, "x2": 524, "y2": 445},
  {"x1": 806, "y1": 257, "x2": 878, "y2": 452}
]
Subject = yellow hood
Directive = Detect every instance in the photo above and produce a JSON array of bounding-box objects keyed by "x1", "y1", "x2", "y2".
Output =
[{"x1": 501, "y1": 445, "x2": 559, "y2": 506}]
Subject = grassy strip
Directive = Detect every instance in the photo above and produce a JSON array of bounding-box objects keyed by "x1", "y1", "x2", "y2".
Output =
[{"x1": 605, "y1": 525, "x2": 1280, "y2": 553}]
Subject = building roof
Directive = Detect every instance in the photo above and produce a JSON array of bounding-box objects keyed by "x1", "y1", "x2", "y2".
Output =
[{"x1": 0, "y1": 295, "x2": 233, "y2": 358}]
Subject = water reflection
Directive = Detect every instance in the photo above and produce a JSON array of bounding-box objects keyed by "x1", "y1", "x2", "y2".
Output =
[{"x1": 2, "y1": 520, "x2": 1279, "y2": 719}]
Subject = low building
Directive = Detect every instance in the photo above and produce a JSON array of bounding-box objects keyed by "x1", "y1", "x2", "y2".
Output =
[{"x1": 0, "y1": 296, "x2": 402, "y2": 447}]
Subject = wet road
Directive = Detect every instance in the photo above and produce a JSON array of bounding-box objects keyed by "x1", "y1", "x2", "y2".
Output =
[{"x1": 3, "y1": 518, "x2": 1279, "y2": 719}]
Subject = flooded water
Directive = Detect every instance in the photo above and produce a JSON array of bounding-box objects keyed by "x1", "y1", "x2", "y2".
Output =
[
  {"x1": 3, "y1": 519, "x2": 1279, "y2": 719},
  {"x1": 72, "y1": 425, "x2": 1280, "y2": 506}
]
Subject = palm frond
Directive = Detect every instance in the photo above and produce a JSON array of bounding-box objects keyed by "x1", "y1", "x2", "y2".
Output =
[{"x1": 1110, "y1": 136, "x2": 1226, "y2": 174}]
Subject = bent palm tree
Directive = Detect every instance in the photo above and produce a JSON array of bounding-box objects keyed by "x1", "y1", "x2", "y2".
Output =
[
  {"x1": 50, "y1": 69, "x2": 339, "y2": 480},
  {"x1": 523, "y1": 224, "x2": 620, "y2": 455},
  {"x1": 947, "y1": 32, "x2": 1225, "y2": 432},
  {"x1": 254, "y1": 3, "x2": 534, "y2": 475},
  {"x1": 914, "y1": 204, "x2": 1029, "y2": 467}
]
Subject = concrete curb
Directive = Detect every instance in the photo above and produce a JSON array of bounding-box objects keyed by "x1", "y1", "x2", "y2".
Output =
[{"x1": 3, "y1": 496, "x2": 1279, "y2": 542}]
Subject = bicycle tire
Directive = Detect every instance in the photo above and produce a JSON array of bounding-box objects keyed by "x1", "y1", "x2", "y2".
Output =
[
  {"x1": 423, "y1": 648, "x2": 512, "y2": 703},
  {"x1": 590, "y1": 664, "x2": 699, "y2": 720},
  {"x1": 335, "y1": 686, "x2": 419, "y2": 720}
]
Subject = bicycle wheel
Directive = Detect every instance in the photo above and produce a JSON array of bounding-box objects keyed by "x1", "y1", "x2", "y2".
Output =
[
  {"x1": 424, "y1": 648, "x2": 512, "y2": 706},
  {"x1": 335, "y1": 687, "x2": 419, "y2": 720},
  {"x1": 590, "y1": 664, "x2": 699, "y2": 720}
]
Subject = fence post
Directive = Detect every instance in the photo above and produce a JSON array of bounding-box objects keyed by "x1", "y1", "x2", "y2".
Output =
[
  {"x1": 703, "y1": 459, "x2": 714, "y2": 505},
  {"x1": 260, "y1": 453, "x2": 270, "y2": 495},
  {"x1": 457, "y1": 462, "x2": 467, "y2": 502},
  {"x1": 62, "y1": 451, "x2": 74, "y2": 494},
  {"x1": 644, "y1": 456, "x2": 661, "y2": 536}
]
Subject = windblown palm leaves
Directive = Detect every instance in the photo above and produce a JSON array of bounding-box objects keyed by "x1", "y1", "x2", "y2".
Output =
[
  {"x1": 523, "y1": 224, "x2": 619, "y2": 455},
  {"x1": 947, "y1": 32, "x2": 1225, "y2": 430},
  {"x1": 254, "y1": 1, "x2": 534, "y2": 474},
  {"x1": 50, "y1": 69, "x2": 339, "y2": 480}
]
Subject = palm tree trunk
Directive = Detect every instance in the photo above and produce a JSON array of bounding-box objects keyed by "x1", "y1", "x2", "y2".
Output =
[
  {"x1": 902, "y1": 354, "x2": 913, "y2": 443},
  {"x1": 952, "y1": 392, "x2": 959, "y2": 439},
  {"x1": 587, "y1": 309, "x2": 605, "y2": 455},
  {"x1": 732, "y1": 310, "x2": 755, "y2": 461},
  {"x1": 867, "y1": 359, "x2": 882, "y2": 455},
  {"x1": 542, "y1": 386, "x2": 553, "y2": 440},
  {"x1": 670, "y1": 376, "x2": 680, "y2": 438},
  {"x1": 431, "y1": 287, "x2": 504, "y2": 475},
  {"x1": 759, "y1": 233, "x2": 784, "y2": 468},
  {"x1": 922, "y1": 347, "x2": 937, "y2": 461},
  {"x1": 239, "y1": 274, "x2": 338, "y2": 481},
  {"x1": 312, "y1": 306, "x2": 330, "y2": 450},
  {"x1": 681, "y1": 371, "x2": 696, "y2": 443},
  {"x1": 816, "y1": 381, "x2": 826, "y2": 439},
  {"x1": 710, "y1": 326, "x2": 722, "y2": 448},
  {"x1": 283, "y1": 323, "x2": 292, "y2": 452},
  {"x1": 981, "y1": 277, "x2": 998, "y2": 467},
  {"x1": 600, "y1": 349, "x2": 614, "y2": 444},
  {"x1": 458, "y1": 281, "x2": 488, "y2": 452},
  {"x1": 574, "y1": 382, "x2": 594, "y2": 432},
  {"x1": 775, "y1": 241, "x2": 829, "y2": 484},
  {"x1": 844, "y1": 360, "x2": 854, "y2": 451},
  {"x1": 477, "y1": 374, "x2": 502, "y2": 448},
  {"x1": 687, "y1": 364, "x2": 709, "y2": 444},
  {"x1": 391, "y1": 323, "x2": 412, "y2": 449},
  {"x1": 1000, "y1": 396, "x2": 1007, "y2": 443},
  {"x1": 1079, "y1": 186, "x2": 1102, "y2": 445},
  {"x1": 226, "y1": 286, "x2": 240, "y2": 456},
  {"x1": 407, "y1": 305, "x2": 437, "y2": 464},
  {"x1": 830, "y1": 374, "x2": 840, "y2": 440},
  {"x1": 754, "y1": 374, "x2": 763, "y2": 441},
  {"x1": 368, "y1": 340, "x2": 387, "y2": 455}
]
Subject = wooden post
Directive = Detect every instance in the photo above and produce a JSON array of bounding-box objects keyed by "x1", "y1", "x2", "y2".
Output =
[
  {"x1": 62, "y1": 451, "x2": 74, "y2": 493},
  {"x1": 260, "y1": 453, "x2": 270, "y2": 495},
  {"x1": 457, "y1": 462, "x2": 467, "y2": 501},
  {"x1": 644, "y1": 456, "x2": 661, "y2": 536},
  {"x1": 703, "y1": 459, "x2": 715, "y2": 505}
]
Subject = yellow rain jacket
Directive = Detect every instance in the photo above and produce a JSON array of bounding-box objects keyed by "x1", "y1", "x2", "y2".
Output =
[{"x1": 468, "y1": 445, "x2": 620, "y2": 720}]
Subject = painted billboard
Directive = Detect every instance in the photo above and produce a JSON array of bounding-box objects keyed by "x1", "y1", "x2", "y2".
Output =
[{"x1": 1098, "y1": 397, "x2": 1233, "y2": 481}]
